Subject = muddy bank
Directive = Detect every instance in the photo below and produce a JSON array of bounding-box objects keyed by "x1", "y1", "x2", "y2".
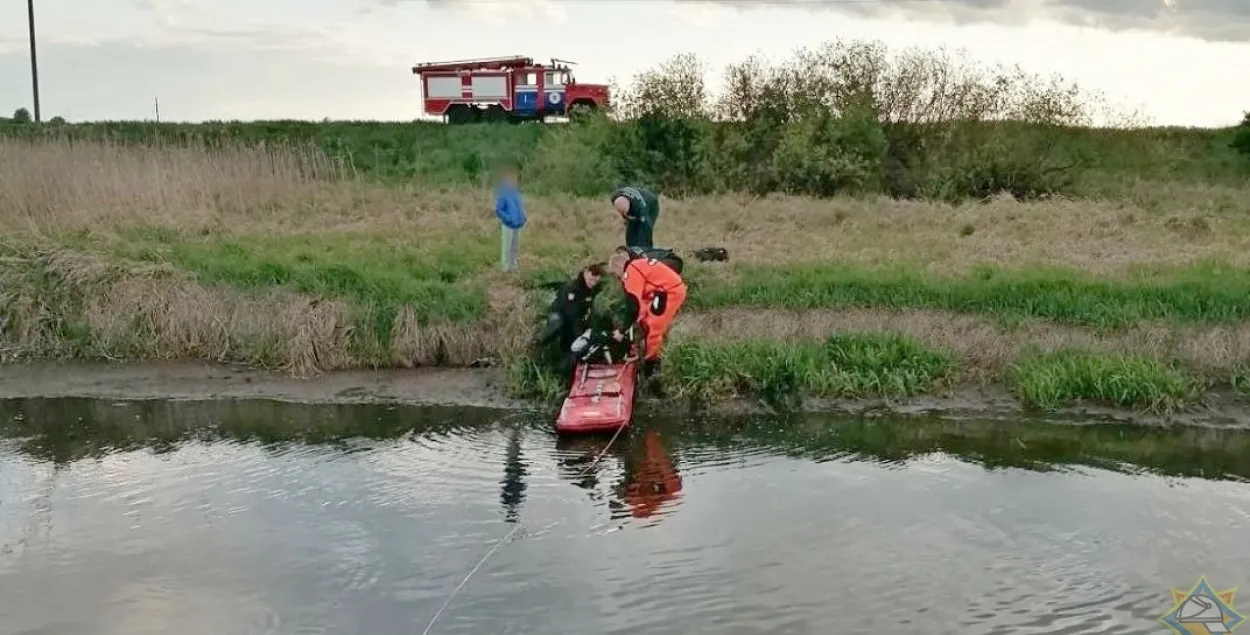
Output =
[
  {"x1": 0, "y1": 361, "x2": 527, "y2": 410},
  {"x1": 2, "y1": 361, "x2": 1250, "y2": 429}
]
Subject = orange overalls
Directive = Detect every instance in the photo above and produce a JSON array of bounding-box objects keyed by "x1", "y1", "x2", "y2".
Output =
[
  {"x1": 623, "y1": 430, "x2": 683, "y2": 519},
  {"x1": 620, "y1": 256, "x2": 687, "y2": 361}
]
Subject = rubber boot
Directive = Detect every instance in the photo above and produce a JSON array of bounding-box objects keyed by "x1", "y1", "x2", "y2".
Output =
[{"x1": 641, "y1": 358, "x2": 665, "y2": 398}]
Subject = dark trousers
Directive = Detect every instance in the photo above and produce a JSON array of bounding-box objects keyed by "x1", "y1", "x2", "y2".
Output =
[{"x1": 625, "y1": 220, "x2": 653, "y2": 250}]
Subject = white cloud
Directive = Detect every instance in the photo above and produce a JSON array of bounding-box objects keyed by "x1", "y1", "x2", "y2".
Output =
[
  {"x1": 447, "y1": 0, "x2": 569, "y2": 23},
  {"x1": 666, "y1": 2, "x2": 733, "y2": 27},
  {"x1": 2, "y1": 0, "x2": 1249, "y2": 125}
]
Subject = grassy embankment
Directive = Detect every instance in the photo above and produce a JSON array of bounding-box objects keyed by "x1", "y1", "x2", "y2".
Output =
[{"x1": 2, "y1": 39, "x2": 1250, "y2": 414}]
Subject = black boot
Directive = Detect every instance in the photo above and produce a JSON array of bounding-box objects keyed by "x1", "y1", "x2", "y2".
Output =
[{"x1": 640, "y1": 358, "x2": 665, "y2": 398}]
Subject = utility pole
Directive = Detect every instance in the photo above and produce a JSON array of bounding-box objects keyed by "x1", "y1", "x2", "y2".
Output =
[
  {"x1": 27, "y1": 0, "x2": 41, "y2": 122},
  {"x1": 154, "y1": 97, "x2": 160, "y2": 122}
]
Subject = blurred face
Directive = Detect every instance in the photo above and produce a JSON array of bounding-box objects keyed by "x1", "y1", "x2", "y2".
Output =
[
  {"x1": 609, "y1": 253, "x2": 628, "y2": 276},
  {"x1": 613, "y1": 197, "x2": 631, "y2": 219},
  {"x1": 582, "y1": 269, "x2": 602, "y2": 287},
  {"x1": 500, "y1": 170, "x2": 518, "y2": 186}
]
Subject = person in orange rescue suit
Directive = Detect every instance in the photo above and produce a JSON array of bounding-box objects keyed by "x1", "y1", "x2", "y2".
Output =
[
  {"x1": 621, "y1": 429, "x2": 683, "y2": 520},
  {"x1": 607, "y1": 245, "x2": 687, "y2": 392}
]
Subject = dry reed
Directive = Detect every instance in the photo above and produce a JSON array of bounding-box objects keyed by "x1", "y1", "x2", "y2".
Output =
[
  {"x1": 5, "y1": 138, "x2": 1250, "y2": 274},
  {"x1": 4, "y1": 138, "x2": 1250, "y2": 381}
]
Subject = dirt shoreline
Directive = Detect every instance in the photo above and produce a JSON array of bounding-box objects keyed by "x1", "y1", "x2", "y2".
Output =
[{"x1": 2, "y1": 361, "x2": 1250, "y2": 430}]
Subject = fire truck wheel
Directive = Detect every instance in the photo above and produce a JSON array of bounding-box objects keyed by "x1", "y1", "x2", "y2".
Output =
[
  {"x1": 484, "y1": 105, "x2": 507, "y2": 123},
  {"x1": 446, "y1": 105, "x2": 474, "y2": 125},
  {"x1": 569, "y1": 102, "x2": 595, "y2": 119}
]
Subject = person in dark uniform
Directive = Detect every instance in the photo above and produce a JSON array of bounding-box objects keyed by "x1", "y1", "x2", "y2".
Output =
[
  {"x1": 610, "y1": 186, "x2": 660, "y2": 250},
  {"x1": 533, "y1": 262, "x2": 608, "y2": 378}
]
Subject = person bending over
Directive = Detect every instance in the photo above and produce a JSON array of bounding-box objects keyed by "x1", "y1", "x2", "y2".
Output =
[
  {"x1": 610, "y1": 186, "x2": 659, "y2": 250},
  {"x1": 608, "y1": 245, "x2": 687, "y2": 392}
]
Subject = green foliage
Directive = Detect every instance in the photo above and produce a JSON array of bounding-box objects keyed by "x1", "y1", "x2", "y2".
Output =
[
  {"x1": 505, "y1": 358, "x2": 569, "y2": 403},
  {"x1": 520, "y1": 112, "x2": 617, "y2": 196},
  {"x1": 12, "y1": 108, "x2": 31, "y2": 123},
  {"x1": 664, "y1": 333, "x2": 952, "y2": 407},
  {"x1": 1009, "y1": 350, "x2": 1200, "y2": 412},
  {"x1": 1232, "y1": 112, "x2": 1250, "y2": 158},
  {"x1": 4, "y1": 39, "x2": 1247, "y2": 202},
  {"x1": 693, "y1": 263, "x2": 1250, "y2": 329}
]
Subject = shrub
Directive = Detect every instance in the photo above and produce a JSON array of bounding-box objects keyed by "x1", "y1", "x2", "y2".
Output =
[{"x1": 1232, "y1": 112, "x2": 1250, "y2": 158}]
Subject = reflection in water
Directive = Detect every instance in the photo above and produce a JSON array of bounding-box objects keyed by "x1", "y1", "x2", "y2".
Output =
[
  {"x1": 554, "y1": 433, "x2": 627, "y2": 508},
  {"x1": 554, "y1": 430, "x2": 684, "y2": 521},
  {"x1": 618, "y1": 429, "x2": 683, "y2": 520},
  {"x1": 3, "y1": 398, "x2": 1250, "y2": 635},
  {"x1": 500, "y1": 425, "x2": 528, "y2": 523}
]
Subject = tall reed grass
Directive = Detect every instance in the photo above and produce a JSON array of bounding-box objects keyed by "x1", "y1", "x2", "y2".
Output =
[{"x1": 0, "y1": 137, "x2": 345, "y2": 236}]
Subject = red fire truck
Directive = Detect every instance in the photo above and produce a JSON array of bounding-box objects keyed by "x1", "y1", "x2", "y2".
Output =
[{"x1": 412, "y1": 55, "x2": 610, "y2": 124}]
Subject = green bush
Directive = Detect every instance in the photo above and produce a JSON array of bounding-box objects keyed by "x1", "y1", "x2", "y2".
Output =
[
  {"x1": 1232, "y1": 112, "x2": 1250, "y2": 158},
  {"x1": 7, "y1": 38, "x2": 1247, "y2": 201}
]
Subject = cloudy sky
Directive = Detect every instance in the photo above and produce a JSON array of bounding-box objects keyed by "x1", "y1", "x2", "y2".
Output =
[{"x1": 1, "y1": 0, "x2": 1248, "y2": 126}]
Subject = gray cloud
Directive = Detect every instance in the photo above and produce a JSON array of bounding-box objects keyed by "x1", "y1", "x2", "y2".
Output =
[
  {"x1": 750, "y1": 0, "x2": 1250, "y2": 41},
  {"x1": 408, "y1": 0, "x2": 1250, "y2": 42}
]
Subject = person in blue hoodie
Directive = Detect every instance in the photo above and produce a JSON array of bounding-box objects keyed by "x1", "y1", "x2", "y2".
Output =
[{"x1": 494, "y1": 164, "x2": 527, "y2": 273}]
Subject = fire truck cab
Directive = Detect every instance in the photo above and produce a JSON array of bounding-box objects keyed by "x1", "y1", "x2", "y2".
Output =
[{"x1": 412, "y1": 55, "x2": 610, "y2": 124}]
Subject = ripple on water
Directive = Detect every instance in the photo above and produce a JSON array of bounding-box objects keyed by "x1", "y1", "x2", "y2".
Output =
[
  {"x1": 673, "y1": 440, "x2": 781, "y2": 475},
  {"x1": 596, "y1": 538, "x2": 738, "y2": 632},
  {"x1": 5, "y1": 400, "x2": 1250, "y2": 635}
]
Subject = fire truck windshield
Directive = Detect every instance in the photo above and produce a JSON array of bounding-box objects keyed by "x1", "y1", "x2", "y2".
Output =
[{"x1": 546, "y1": 71, "x2": 570, "y2": 86}]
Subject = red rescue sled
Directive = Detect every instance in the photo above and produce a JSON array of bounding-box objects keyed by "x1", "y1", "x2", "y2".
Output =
[{"x1": 554, "y1": 357, "x2": 639, "y2": 434}]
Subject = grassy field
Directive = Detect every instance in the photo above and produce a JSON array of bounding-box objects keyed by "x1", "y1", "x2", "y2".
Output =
[
  {"x1": 2, "y1": 135, "x2": 1250, "y2": 414},
  {"x1": 2, "y1": 116, "x2": 1245, "y2": 201},
  {"x1": 3, "y1": 38, "x2": 1250, "y2": 415}
]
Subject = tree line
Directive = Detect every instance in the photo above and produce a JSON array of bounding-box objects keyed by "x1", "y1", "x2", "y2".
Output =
[{"x1": 522, "y1": 39, "x2": 1250, "y2": 201}]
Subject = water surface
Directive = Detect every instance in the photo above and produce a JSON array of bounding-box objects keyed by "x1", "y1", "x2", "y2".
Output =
[{"x1": 1, "y1": 398, "x2": 1249, "y2": 635}]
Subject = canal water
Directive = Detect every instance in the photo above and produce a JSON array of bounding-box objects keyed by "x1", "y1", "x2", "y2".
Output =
[{"x1": 1, "y1": 398, "x2": 1249, "y2": 635}]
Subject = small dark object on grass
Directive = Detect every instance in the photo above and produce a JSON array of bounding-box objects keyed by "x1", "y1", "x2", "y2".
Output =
[
  {"x1": 469, "y1": 357, "x2": 495, "y2": 368},
  {"x1": 692, "y1": 247, "x2": 729, "y2": 262}
]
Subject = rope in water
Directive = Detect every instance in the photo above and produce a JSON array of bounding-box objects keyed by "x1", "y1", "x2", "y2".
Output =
[{"x1": 420, "y1": 421, "x2": 630, "y2": 635}]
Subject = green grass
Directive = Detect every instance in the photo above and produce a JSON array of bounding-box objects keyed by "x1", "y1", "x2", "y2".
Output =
[
  {"x1": 3, "y1": 118, "x2": 1246, "y2": 200},
  {"x1": 663, "y1": 333, "x2": 952, "y2": 406},
  {"x1": 0, "y1": 120, "x2": 545, "y2": 186},
  {"x1": 98, "y1": 227, "x2": 495, "y2": 346},
  {"x1": 507, "y1": 333, "x2": 952, "y2": 407},
  {"x1": 1009, "y1": 350, "x2": 1201, "y2": 412},
  {"x1": 692, "y1": 262, "x2": 1250, "y2": 329}
]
